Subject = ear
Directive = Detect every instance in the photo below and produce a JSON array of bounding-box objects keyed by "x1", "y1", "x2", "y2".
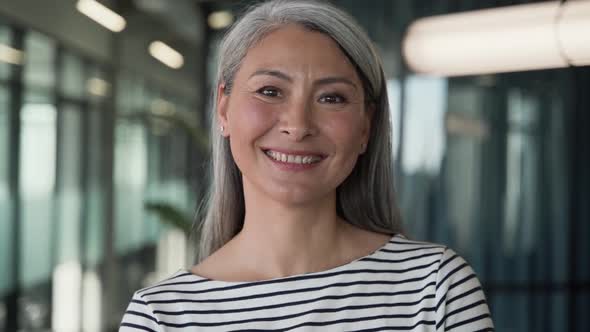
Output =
[
  {"x1": 217, "y1": 83, "x2": 230, "y2": 137},
  {"x1": 360, "y1": 104, "x2": 374, "y2": 154}
]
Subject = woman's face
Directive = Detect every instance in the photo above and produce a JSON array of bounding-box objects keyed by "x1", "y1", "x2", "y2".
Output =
[{"x1": 218, "y1": 24, "x2": 371, "y2": 206}]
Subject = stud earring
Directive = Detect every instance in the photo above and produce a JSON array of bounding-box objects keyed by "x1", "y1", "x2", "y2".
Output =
[{"x1": 220, "y1": 125, "x2": 225, "y2": 133}]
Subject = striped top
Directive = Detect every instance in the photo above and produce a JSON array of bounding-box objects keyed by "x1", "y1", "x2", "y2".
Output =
[{"x1": 120, "y1": 234, "x2": 494, "y2": 331}]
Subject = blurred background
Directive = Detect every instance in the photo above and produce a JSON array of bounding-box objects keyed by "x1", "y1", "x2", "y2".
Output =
[{"x1": 0, "y1": 0, "x2": 588, "y2": 331}]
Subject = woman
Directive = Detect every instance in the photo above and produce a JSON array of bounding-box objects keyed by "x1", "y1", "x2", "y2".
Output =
[{"x1": 120, "y1": 0, "x2": 494, "y2": 331}]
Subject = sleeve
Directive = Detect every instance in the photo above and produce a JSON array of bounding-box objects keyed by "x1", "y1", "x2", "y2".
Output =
[
  {"x1": 119, "y1": 291, "x2": 163, "y2": 332},
  {"x1": 434, "y1": 248, "x2": 495, "y2": 331}
]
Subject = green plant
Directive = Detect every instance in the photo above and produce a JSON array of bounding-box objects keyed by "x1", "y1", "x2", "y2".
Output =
[
  {"x1": 144, "y1": 201, "x2": 193, "y2": 235},
  {"x1": 119, "y1": 108, "x2": 208, "y2": 235}
]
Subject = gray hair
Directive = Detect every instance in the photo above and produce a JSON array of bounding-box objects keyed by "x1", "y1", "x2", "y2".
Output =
[{"x1": 196, "y1": 0, "x2": 404, "y2": 262}]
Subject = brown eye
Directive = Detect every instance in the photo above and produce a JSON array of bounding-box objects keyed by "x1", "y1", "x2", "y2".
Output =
[
  {"x1": 257, "y1": 86, "x2": 281, "y2": 97},
  {"x1": 319, "y1": 94, "x2": 346, "y2": 104}
]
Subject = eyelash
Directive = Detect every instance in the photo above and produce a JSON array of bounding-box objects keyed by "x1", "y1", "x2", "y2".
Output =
[
  {"x1": 255, "y1": 86, "x2": 348, "y2": 104},
  {"x1": 319, "y1": 94, "x2": 347, "y2": 104},
  {"x1": 256, "y1": 86, "x2": 281, "y2": 98}
]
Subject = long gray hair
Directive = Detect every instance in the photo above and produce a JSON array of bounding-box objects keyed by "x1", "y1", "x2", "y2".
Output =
[{"x1": 196, "y1": 0, "x2": 403, "y2": 262}]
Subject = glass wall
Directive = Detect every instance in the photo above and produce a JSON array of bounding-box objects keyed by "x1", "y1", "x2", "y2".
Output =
[
  {"x1": 112, "y1": 73, "x2": 196, "y2": 320},
  {"x1": 0, "y1": 21, "x2": 13, "y2": 330},
  {"x1": 83, "y1": 65, "x2": 110, "y2": 332},
  {"x1": 0, "y1": 19, "x2": 200, "y2": 331},
  {"x1": 0, "y1": 80, "x2": 10, "y2": 296},
  {"x1": 434, "y1": 73, "x2": 573, "y2": 331},
  {"x1": 19, "y1": 31, "x2": 57, "y2": 329}
]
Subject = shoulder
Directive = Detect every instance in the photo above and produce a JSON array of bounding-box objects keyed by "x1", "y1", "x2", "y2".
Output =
[
  {"x1": 138, "y1": 269, "x2": 201, "y2": 291},
  {"x1": 381, "y1": 236, "x2": 494, "y2": 330},
  {"x1": 376, "y1": 234, "x2": 448, "y2": 267},
  {"x1": 431, "y1": 246, "x2": 495, "y2": 330},
  {"x1": 119, "y1": 289, "x2": 161, "y2": 331},
  {"x1": 380, "y1": 235, "x2": 482, "y2": 276},
  {"x1": 384, "y1": 236, "x2": 484, "y2": 302},
  {"x1": 119, "y1": 270, "x2": 206, "y2": 331}
]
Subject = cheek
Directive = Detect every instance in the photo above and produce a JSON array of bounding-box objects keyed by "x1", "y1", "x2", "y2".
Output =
[
  {"x1": 229, "y1": 97, "x2": 277, "y2": 139},
  {"x1": 228, "y1": 97, "x2": 277, "y2": 170},
  {"x1": 320, "y1": 111, "x2": 366, "y2": 151}
]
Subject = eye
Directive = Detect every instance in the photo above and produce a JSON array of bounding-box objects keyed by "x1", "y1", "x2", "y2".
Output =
[
  {"x1": 256, "y1": 86, "x2": 281, "y2": 98},
  {"x1": 319, "y1": 94, "x2": 347, "y2": 104}
]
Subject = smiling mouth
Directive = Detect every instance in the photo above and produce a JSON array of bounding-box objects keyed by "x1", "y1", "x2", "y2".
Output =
[{"x1": 263, "y1": 149, "x2": 325, "y2": 165}]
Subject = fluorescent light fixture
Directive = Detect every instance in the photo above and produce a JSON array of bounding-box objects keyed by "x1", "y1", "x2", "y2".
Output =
[
  {"x1": 76, "y1": 0, "x2": 126, "y2": 32},
  {"x1": 149, "y1": 41, "x2": 184, "y2": 69},
  {"x1": 208, "y1": 11, "x2": 233, "y2": 30},
  {"x1": 0, "y1": 43, "x2": 24, "y2": 65},
  {"x1": 86, "y1": 77, "x2": 111, "y2": 97},
  {"x1": 402, "y1": 1, "x2": 590, "y2": 76},
  {"x1": 558, "y1": 0, "x2": 590, "y2": 66}
]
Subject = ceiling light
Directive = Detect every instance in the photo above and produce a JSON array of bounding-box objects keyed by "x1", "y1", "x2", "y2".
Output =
[
  {"x1": 402, "y1": 1, "x2": 590, "y2": 76},
  {"x1": 558, "y1": 0, "x2": 590, "y2": 66},
  {"x1": 76, "y1": 0, "x2": 126, "y2": 32},
  {"x1": 86, "y1": 77, "x2": 111, "y2": 97},
  {"x1": 148, "y1": 41, "x2": 184, "y2": 69},
  {"x1": 0, "y1": 44, "x2": 24, "y2": 65},
  {"x1": 208, "y1": 11, "x2": 233, "y2": 30}
]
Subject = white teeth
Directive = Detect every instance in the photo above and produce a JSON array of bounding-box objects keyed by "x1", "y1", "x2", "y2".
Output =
[{"x1": 265, "y1": 150, "x2": 322, "y2": 164}]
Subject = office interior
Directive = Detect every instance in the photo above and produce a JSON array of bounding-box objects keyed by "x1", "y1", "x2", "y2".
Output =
[{"x1": 0, "y1": 0, "x2": 589, "y2": 331}]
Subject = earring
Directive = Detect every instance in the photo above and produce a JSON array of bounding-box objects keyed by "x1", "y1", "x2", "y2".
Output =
[
  {"x1": 220, "y1": 125, "x2": 225, "y2": 133},
  {"x1": 360, "y1": 143, "x2": 366, "y2": 152}
]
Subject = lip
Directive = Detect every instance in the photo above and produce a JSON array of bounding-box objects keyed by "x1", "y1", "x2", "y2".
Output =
[{"x1": 261, "y1": 147, "x2": 326, "y2": 171}]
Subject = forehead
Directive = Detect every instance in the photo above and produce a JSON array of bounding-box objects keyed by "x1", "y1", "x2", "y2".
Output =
[{"x1": 237, "y1": 24, "x2": 360, "y2": 80}]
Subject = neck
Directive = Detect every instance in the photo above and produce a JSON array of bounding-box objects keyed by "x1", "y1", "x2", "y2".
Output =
[{"x1": 234, "y1": 182, "x2": 350, "y2": 279}]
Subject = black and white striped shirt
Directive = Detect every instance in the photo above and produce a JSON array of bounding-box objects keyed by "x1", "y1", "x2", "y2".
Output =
[{"x1": 120, "y1": 234, "x2": 494, "y2": 331}]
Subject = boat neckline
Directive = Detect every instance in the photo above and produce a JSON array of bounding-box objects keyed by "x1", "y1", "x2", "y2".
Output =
[{"x1": 180, "y1": 233, "x2": 405, "y2": 285}]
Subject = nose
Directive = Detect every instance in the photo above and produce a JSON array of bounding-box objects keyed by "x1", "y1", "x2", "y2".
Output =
[{"x1": 278, "y1": 98, "x2": 317, "y2": 141}]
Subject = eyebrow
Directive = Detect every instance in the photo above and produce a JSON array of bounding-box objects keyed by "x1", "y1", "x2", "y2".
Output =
[
  {"x1": 315, "y1": 77, "x2": 358, "y2": 90},
  {"x1": 249, "y1": 69, "x2": 358, "y2": 90},
  {"x1": 250, "y1": 69, "x2": 293, "y2": 82}
]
